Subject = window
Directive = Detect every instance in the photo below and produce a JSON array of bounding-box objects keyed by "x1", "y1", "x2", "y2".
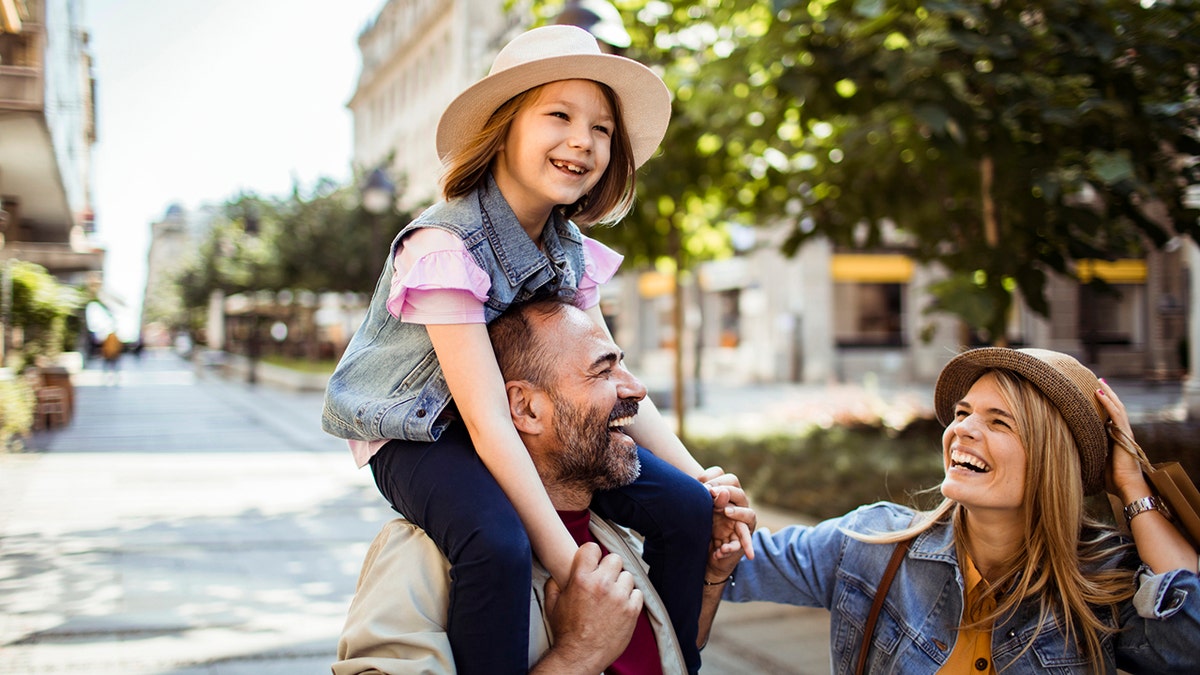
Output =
[{"x1": 834, "y1": 283, "x2": 904, "y2": 347}]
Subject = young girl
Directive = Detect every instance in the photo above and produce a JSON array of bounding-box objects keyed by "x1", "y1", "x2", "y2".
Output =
[{"x1": 323, "y1": 25, "x2": 720, "y2": 674}]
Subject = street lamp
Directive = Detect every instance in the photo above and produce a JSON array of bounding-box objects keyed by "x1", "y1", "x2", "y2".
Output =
[
  {"x1": 361, "y1": 167, "x2": 396, "y2": 257},
  {"x1": 553, "y1": 0, "x2": 630, "y2": 55}
]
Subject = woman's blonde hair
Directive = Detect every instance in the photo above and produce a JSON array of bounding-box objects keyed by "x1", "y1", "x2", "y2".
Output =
[
  {"x1": 438, "y1": 80, "x2": 637, "y2": 227},
  {"x1": 859, "y1": 369, "x2": 1135, "y2": 671}
]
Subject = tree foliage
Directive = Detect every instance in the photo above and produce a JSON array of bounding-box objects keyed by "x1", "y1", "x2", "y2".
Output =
[
  {"x1": 174, "y1": 175, "x2": 422, "y2": 327},
  {"x1": 7, "y1": 260, "x2": 86, "y2": 368},
  {"x1": 539, "y1": 0, "x2": 1200, "y2": 340}
]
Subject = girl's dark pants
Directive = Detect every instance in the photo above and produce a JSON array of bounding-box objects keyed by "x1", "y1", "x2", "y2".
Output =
[{"x1": 369, "y1": 422, "x2": 711, "y2": 674}]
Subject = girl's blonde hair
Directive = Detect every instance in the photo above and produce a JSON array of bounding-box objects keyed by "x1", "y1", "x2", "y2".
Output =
[
  {"x1": 859, "y1": 369, "x2": 1135, "y2": 671},
  {"x1": 439, "y1": 80, "x2": 637, "y2": 227}
]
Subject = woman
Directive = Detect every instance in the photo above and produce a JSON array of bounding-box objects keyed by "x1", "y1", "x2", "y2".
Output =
[{"x1": 702, "y1": 347, "x2": 1199, "y2": 673}]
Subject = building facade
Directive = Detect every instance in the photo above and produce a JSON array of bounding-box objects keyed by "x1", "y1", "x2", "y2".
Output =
[
  {"x1": 348, "y1": 0, "x2": 525, "y2": 208},
  {"x1": 0, "y1": 0, "x2": 103, "y2": 283}
]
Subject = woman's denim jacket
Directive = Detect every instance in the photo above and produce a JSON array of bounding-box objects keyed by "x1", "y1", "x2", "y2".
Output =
[
  {"x1": 726, "y1": 502, "x2": 1200, "y2": 674},
  {"x1": 321, "y1": 175, "x2": 585, "y2": 443}
]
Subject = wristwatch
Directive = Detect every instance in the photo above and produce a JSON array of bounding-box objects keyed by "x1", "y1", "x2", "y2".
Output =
[{"x1": 1124, "y1": 495, "x2": 1171, "y2": 524}]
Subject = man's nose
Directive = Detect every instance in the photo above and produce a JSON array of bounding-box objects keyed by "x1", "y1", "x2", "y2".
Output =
[{"x1": 617, "y1": 367, "x2": 646, "y2": 401}]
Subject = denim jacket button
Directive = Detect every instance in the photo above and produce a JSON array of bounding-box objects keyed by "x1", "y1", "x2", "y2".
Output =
[
  {"x1": 1006, "y1": 628, "x2": 1017, "y2": 639},
  {"x1": 415, "y1": 408, "x2": 427, "y2": 418}
]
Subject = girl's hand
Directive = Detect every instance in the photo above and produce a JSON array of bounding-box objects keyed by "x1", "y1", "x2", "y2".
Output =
[{"x1": 1097, "y1": 379, "x2": 1151, "y2": 503}]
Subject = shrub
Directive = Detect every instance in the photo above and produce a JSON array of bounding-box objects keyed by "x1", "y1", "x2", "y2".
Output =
[
  {"x1": 0, "y1": 377, "x2": 34, "y2": 451},
  {"x1": 689, "y1": 418, "x2": 946, "y2": 520}
]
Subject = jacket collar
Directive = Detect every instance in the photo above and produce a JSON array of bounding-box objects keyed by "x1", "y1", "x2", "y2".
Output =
[
  {"x1": 478, "y1": 173, "x2": 574, "y2": 288},
  {"x1": 907, "y1": 518, "x2": 960, "y2": 566}
]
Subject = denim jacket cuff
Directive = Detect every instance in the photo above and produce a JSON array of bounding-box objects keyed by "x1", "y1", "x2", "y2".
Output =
[{"x1": 1134, "y1": 565, "x2": 1190, "y2": 619}]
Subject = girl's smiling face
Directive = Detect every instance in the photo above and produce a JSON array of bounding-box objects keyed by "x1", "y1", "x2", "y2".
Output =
[
  {"x1": 491, "y1": 79, "x2": 614, "y2": 232},
  {"x1": 941, "y1": 372, "x2": 1028, "y2": 514}
]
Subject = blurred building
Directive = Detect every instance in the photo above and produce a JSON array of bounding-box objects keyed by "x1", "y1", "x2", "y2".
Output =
[
  {"x1": 346, "y1": 1, "x2": 1189, "y2": 388},
  {"x1": 348, "y1": 0, "x2": 526, "y2": 208},
  {"x1": 141, "y1": 203, "x2": 219, "y2": 347},
  {"x1": 0, "y1": 0, "x2": 103, "y2": 284}
]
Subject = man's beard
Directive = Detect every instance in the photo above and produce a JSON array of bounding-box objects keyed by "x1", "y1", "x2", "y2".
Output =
[{"x1": 546, "y1": 395, "x2": 641, "y2": 492}]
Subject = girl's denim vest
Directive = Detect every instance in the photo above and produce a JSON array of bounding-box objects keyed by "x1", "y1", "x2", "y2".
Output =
[{"x1": 321, "y1": 176, "x2": 586, "y2": 443}]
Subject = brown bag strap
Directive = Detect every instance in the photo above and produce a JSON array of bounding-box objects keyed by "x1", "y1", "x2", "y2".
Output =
[{"x1": 856, "y1": 536, "x2": 913, "y2": 675}]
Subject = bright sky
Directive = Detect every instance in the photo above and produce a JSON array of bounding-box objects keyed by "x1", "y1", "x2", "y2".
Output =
[{"x1": 85, "y1": 0, "x2": 385, "y2": 339}]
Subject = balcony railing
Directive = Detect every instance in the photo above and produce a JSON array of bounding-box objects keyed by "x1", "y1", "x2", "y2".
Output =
[{"x1": 0, "y1": 65, "x2": 42, "y2": 111}]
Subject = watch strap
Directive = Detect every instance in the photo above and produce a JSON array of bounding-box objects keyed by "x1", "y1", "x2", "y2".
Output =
[{"x1": 1124, "y1": 495, "x2": 1171, "y2": 523}]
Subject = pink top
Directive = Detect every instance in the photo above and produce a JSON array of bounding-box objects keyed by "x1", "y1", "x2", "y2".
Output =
[{"x1": 349, "y1": 227, "x2": 623, "y2": 467}]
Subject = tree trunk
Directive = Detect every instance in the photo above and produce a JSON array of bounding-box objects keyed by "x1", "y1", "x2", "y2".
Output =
[{"x1": 670, "y1": 227, "x2": 687, "y2": 442}]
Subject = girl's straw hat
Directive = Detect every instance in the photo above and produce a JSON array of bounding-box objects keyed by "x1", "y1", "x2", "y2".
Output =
[
  {"x1": 934, "y1": 347, "x2": 1110, "y2": 495},
  {"x1": 436, "y1": 25, "x2": 671, "y2": 169}
]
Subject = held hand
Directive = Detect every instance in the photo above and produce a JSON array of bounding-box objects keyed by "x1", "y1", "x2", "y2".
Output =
[
  {"x1": 703, "y1": 468, "x2": 756, "y2": 584},
  {"x1": 543, "y1": 542, "x2": 642, "y2": 673},
  {"x1": 703, "y1": 467, "x2": 756, "y2": 561},
  {"x1": 1097, "y1": 379, "x2": 1151, "y2": 502}
]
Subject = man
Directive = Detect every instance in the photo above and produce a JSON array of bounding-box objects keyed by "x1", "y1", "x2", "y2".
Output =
[{"x1": 333, "y1": 297, "x2": 752, "y2": 674}]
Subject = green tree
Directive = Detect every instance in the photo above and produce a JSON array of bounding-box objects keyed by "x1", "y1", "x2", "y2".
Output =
[
  {"x1": 7, "y1": 261, "x2": 86, "y2": 369},
  {"x1": 624, "y1": 0, "x2": 1200, "y2": 341},
  {"x1": 174, "y1": 175, "x2": 423, "y2": 354}
]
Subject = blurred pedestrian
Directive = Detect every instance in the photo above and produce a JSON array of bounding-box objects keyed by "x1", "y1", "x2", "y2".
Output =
[
  {"x1": 100, "y1": 331, "x2": 121, "y2": 384},
  {"x1": 699, "y1": 348, "x2": 1200, "y2": 673},
  {"x1": 322, "y1": 25, "x2": 721, "y2": 674}
]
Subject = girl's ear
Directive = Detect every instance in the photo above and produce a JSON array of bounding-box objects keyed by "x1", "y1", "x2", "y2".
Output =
[{"x1": 507, "y1": 381, "x2": 550, "y2": 435}]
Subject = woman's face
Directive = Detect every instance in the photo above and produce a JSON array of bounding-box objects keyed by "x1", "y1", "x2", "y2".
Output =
[{"x1": 941, "y1": 372, "x2": 1027, "y2": 514}]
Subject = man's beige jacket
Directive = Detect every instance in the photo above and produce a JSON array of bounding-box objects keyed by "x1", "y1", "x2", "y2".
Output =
[{"x1": 332, "y1": 513, "x2": 688, "y2": 674}]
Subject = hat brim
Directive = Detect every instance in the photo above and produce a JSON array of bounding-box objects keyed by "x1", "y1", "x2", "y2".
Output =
[
  {"x1": 436, "y1": 53, "x2": 671, "y2": 169},
  {"x1": 934, "y1": 347, "x2": 1109, "y2": 495}
]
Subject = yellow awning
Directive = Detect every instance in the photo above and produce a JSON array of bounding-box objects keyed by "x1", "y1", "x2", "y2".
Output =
[
  {"x1": 1077, "y1": 259, "x2": 1146, "y2": 284},
  {"x1": 638, "y1": 271, "x2": 674, "y2": 298},
  {"x1": 831, "y1": 254, "x2": 914, "y2": 283}
]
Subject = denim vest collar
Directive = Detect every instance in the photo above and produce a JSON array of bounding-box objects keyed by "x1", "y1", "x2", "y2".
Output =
[{"x1": 476, "y1": 174, "x2": 579, "y2": 292}]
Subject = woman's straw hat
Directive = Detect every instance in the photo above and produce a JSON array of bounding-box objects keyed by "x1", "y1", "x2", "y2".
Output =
[
  {"x1": 435, "y1": 25, "x2": 671, "y2": 169},
  {"x1": 934, "y1": 347, "x2": 1110, "y2": 495}
]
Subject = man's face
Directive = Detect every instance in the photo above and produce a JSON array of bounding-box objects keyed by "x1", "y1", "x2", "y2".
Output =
[{"x1": 538, "y1": 309, "x2": 646, "y2": 492}]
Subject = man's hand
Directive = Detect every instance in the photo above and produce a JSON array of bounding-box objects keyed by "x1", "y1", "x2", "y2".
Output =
[{"x1": 534, "y1": 543, "x2": 642, "y2": 674}]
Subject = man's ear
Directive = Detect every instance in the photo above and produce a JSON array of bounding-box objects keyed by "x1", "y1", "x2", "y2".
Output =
[{"x1": 506, "y1": 380, "x2": 551, "y2": 435}]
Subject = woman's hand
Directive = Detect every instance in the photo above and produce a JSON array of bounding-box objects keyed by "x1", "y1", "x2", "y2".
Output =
[
  {"x1": 1097, "y1": 379, "x2": 1152, "y2": 504},
  {"x1": 1097, "y1": 380, "x2": 1199, "y2": 572}
]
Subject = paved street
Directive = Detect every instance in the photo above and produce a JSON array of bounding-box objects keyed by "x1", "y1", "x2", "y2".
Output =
[{"x1": 0, "y1": 350, "x2": 833, "y2": 674}]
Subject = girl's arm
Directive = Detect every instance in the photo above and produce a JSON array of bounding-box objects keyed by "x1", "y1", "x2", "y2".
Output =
[
  {"x1": 583, "y1": 304, "x2": 705, "y2": 478},
  {"x1": 427, "y1": 322, "x2": 578, "y2": 585},
  {"x1": 1099, "y1": 380, "x2": 1199, "y2": 574}
]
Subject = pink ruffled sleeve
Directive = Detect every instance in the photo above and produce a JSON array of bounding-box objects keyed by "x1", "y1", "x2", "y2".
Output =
[
  {"x1": 387, "y1": 229, "x2": 491, "y2": 324},
  {"x1": 575, "y1": 236, "x2": 624, "y2": 309}
]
